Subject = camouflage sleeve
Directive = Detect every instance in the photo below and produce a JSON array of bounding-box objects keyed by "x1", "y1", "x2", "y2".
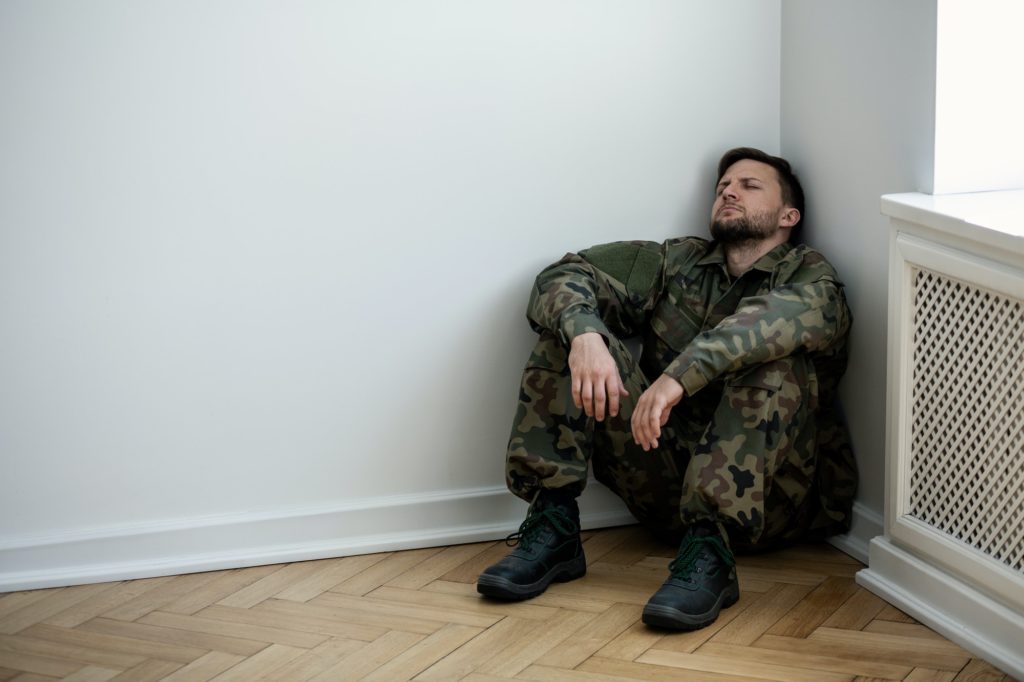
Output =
[
  {"x1": 663, "y1": 275, "x2": 851, "y2": 396},
  {"x1": 527, "y1": 240, "x2": 665, "y2": 346}
]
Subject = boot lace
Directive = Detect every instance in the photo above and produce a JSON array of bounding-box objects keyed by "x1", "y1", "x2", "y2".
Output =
[
  {"x1": 668, "y1": 534, "x2": 735, "y2": 582},
  {"x1": 505, "y1": 507, "x2": 576, "y2": 551}
]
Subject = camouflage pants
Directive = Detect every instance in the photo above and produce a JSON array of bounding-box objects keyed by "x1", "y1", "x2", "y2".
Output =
[{"x1": 505, "y1": 332, "x2": 821, "y2": 548}]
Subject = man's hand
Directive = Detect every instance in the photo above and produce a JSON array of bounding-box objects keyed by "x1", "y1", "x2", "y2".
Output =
[
  {"x1": 569, "y1": 332, "x2": 629, "y2": 422},
  {"x1": 631, "y1": 374, "x2": 684, "y2": 451}
]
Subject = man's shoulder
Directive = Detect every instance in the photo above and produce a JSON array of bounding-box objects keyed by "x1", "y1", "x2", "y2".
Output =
[
  {"x1": 574, "y1": 239, "x2": 667, "y2": 293},
  {"x1": 578, "y1": 239, "x2": 664, "y2": 273},
  {"x1": 664, "y1": 236, "x2": 712, "y2": 265},
  {"x1": 776, "y1": 243, "x2": 844, "y2": 285},
  {"x1": 665, "y1": 235, "x2": 711, "y2": 250}
]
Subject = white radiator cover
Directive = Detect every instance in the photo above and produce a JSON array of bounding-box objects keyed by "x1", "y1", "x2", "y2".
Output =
[
  {"x1": 908, "y1": 265, "x2": 1024, "y2": 577},
  {"x1": 859, "y1": 192, "x2": 1024, "y2": 680}
]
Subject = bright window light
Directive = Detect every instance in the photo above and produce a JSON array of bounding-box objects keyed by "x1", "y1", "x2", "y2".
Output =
[{"x1": 933, "y1": 0, "x2": 1024, "y2": 194}]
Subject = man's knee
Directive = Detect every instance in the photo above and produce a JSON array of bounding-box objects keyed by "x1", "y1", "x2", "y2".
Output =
[{"x1": 678, "y1": 356, "x2": 820, "y2": 542}]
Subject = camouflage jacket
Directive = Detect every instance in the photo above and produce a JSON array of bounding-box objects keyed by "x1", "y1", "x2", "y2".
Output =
[
  {"x1": 526, "y1": 236, "x2": 856, "y2": 537},
  {"x1": 528, "y1": 237, "x2": 851, "y2": 407}
]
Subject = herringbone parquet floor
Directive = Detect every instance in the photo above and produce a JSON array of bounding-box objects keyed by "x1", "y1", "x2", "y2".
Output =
[{"x1": 0, "y1": 526, "x2": 1015, "y2": 681}]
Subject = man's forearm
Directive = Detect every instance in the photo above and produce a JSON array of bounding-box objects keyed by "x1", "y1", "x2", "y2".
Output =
[
  {"x1": 527, "y1": 257, "x2": 629, "y2": 346},
  {"x1": 663, "y1": 279, "x2": 850, "y2": 395}
]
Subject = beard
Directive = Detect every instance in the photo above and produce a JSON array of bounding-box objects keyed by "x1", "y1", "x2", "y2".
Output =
[{"x1": 709, "y1": 208, "x2": 779, "y2": 245}]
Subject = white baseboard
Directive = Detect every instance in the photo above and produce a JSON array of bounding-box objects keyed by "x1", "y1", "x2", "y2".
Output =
[
  {"x1": 826, "y1": 500, "x2": 883, "y2": 565},
  {"x1": 0, "y1": 484, "x2": 637, "y2": 592},
  {"x1": 0, "y1": 486, "x2": 884, "y2": 593},
  {"x1": 857, "y1": 536, "x2": 1024, "y2": 680}
]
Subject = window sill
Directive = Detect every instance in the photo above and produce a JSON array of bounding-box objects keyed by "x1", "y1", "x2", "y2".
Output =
[{"x1": 881, "y1": 190, "x2": 1024, "y2": 256}]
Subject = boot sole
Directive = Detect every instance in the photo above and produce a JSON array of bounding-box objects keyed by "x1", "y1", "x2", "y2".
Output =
[
  {"x1": 641, "y1": 582, "x2": 740, "y2": 631},
  {"x1": 476, "y1": 554, "x2": 587, "y2": 601}
]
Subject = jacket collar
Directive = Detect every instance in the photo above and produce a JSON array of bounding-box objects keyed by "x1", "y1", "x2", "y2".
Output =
[{"x1": 697, "y1": 241, "x2": 794, "y2": 273}]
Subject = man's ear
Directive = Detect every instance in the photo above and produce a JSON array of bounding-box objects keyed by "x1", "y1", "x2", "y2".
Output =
[{"x1": 780, "y1": 207, "x2": 800, "y2": 228}]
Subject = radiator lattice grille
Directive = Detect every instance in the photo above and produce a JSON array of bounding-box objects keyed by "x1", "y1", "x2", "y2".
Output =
[{"x1": 909, "y1": 267, "x2": 1024, "y2": 573}]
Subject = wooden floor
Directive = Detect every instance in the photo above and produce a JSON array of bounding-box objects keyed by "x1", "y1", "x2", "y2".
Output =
[{"x1": 0, "y1": 526, "x2": 1015, "y2": 681}]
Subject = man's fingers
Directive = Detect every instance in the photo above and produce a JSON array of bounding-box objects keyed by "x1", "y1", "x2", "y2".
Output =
[
  {"x1": 609, "y1": 376, "x2": 628, "y2": 418},
  {"x1": 571, "y1": 376, "x2": 583, "y2": 410},
  {"x1": 593, "y1": 382, "x2": 607, "y2": 421},
  {"x1": 644, "y1": 397, "x2": 664, "y2": 448},
  {"x1": 635, "y1": 402, "x2": 652, "y2": 451},
  {"x1": 630, "y1": 402, "x2": 643, "y2": 446},
  {"x1": 580, "y1": 381, "x2": 593, "y2": 417},
  {"x1": 628, "y1": 379, "x2": 683, "y2": 451},
  {"x1": 634, "y1": 394, "x2": 665, "y2": 450}
]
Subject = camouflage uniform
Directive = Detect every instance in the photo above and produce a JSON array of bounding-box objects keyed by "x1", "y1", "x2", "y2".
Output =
[{"x1": 505, "y1": 237, "x2": 857, "y2": 549}]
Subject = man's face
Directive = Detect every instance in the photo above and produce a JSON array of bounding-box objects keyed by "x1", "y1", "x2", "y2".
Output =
[{"x1": 709, "y1": 159, "x2": 792, "y2": 244}]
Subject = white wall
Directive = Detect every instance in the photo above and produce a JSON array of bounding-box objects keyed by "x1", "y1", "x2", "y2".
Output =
[
  {"x1": 780, "y1": 0, "x2": 937, "y2": 538},
  {"x1": 0, "y1": 1, "x2": 780, "y2": 587}
]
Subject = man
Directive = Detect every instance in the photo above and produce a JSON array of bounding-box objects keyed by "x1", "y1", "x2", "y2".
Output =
[{"x1": 477, "y1": 147, "x2": 857, "y2": 631}]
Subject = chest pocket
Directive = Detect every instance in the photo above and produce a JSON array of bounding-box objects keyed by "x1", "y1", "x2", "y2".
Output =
[{"x1": 650, "y1": 297, "x2": 702, "y2": 352}]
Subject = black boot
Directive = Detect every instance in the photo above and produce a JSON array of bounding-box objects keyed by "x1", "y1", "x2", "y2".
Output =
[
  {"x1": 476, "y1": 490, "x2": 585, "y2": 600},
  {"x1": 641, "y1": 520, "x2": 739, "y2": 630}
]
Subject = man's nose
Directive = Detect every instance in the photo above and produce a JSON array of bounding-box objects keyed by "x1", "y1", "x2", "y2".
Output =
[{"x1": 721, "y1": 184, "x2": 739, "y2": 200}]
